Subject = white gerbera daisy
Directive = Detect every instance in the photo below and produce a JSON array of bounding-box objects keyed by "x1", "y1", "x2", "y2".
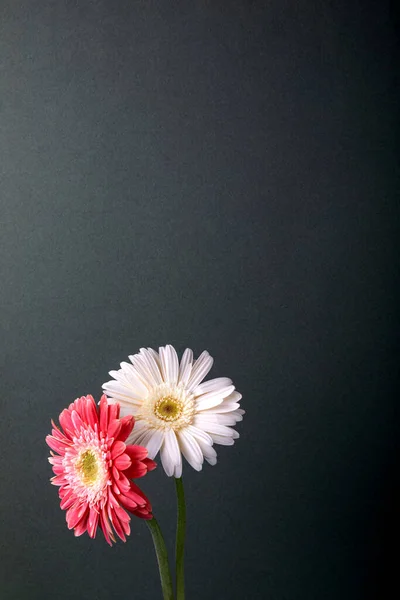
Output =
[{"x1": 102, "y1": 345, "x2": 244, "y2": 477}]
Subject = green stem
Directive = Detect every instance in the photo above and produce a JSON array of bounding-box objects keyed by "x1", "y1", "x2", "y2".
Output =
[
  {"x1": 175, "y1": 476, "x2": 186, "y2": 600},
  {"x1": 146, "y1": 517, "x2": 174, "y2": 600}
]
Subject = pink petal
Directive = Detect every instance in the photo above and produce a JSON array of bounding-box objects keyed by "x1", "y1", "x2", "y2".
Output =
[
  {"x1": 133, "y1": 507, "x2": 152, "y2": 519},
  {"x1": 125, "y1": 444, "x2": 148, "y2": 461},
  {"x1": 108, "y1": 507, "x2": 126, "y2": 542},
  {"x1": 50, "y1": 422, "x2": 67, "y2": 441},
  {"x1": 51, "y1": 473, "x2": 67, "y2": 486},
  {"x1": 130, "y1": 482, "x2": 150, "y2": 506},
  {"x1": 143, "y1": 458, "x2": 157, "y2": 472},
  {"x1": 118, "y1": 493, "x2": 138, "y2": 511},
  {"x1": 99, "y1": 395, "x2": 109, "y2": 431},
  {"x1": 70, "y1": 409, "x2": 84, "y2": 431},
  {"x1": 59, "y1": 409, "x2": 75, "y2": 438},
  {"x1": 114, "y1": 472, "x2": 130, "y2": 494},
  {"x1": 114, "y1": 453, "x2": 131, "y2": 471},
  {"x1": 111, "y1": 440, "x2": 126, "y2": 460},
  {"x1": 126, "y1": 460, "x2": 148, "y2": 479},
  {"x1": 108, "y1": 419, "x2": 122, "y2": 442},
  {"x1": 46, "y1": 435, "x2": 69, "y2": 455},
  {"x1": 74, "y1": 517, "x2": 89, "y2": 537},
  {"x1": 87, "y1": 507, "x2": 99, "y2": 538},
  {"x1": 60, "y1": 488, "x2": 76, "y2": 510},
  {"x1": 66, "y1": 502, "x2": 88, "y2": 530},
  {"x1": 118, "y1": 415, "x2": 134, "y2": 442},
  {"x1": 108, "y1": 402, "x2": 119, "y2": 423},
  {"x1": 113, "y1": 505, "x2": 131, "y2": 536},
  {"x1": 83, "y1": 397, "x2": 98, "y2": 429},
  {"x1": 100, "y1": 507, "x2": 115, "y2": 546}
]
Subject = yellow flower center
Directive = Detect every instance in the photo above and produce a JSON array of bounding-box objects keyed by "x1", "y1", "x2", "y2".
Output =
[
  {"x1": 139, "y1": 382, "x2": 195, "y2": 431},
  {"x1": 77, "y1": 450, "x2": 99, "y2": 485},
  {"x1": 154, "y1": 396, "x2": 183, "y2": 422}
]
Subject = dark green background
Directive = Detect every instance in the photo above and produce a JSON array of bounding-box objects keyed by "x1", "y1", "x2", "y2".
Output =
[{"x1": 1, "y1": 1, "x2": 398, "y2": 599}]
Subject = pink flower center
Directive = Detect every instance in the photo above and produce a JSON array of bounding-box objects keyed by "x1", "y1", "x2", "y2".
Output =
[
  {"x1": 77, "y1": 450, "x2": 99, "y2": 485},
  {"x1": 63, "y1": 426, "x2": 110, "y2": 506}
]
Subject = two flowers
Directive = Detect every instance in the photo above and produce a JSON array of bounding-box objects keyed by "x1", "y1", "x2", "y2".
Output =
[
  {"x1": 47, "y1": 344, "x2": 243, "y2": 543},
  {"x1": 46, "y1": 344, "x2": 244, "y2": 597}
]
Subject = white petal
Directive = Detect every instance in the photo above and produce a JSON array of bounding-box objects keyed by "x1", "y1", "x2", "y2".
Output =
[
  {"x1": 109, "y1": 370, "x2": 122, "y2": 380},
  {"x1": 144, "y1": 428, "x2": 165, "y2": 459},
  {"x1": 102, "y1": 380, "x2": 144, "y2": 403},
  {"x1": 108, "y1": 368, "x2": 131, "y2": 387},
  {"x1": 158, "y1": 346, "x2": 167, "y2": 381},
  {"x1": 205, "y1": 402, "x2": 240, "y2": 414},
  {"x1": 192, "y1": 413, "x2": 219, "y2": 424},
  {"x1": 167, "y1": 345, "x2": 179, "y2": 384},
  {"x1": 229, "y1": 410, "x2": 244, "y2": 422},
  {"x1": 139, "y1": 348, "x2": 163, "y2": 384},
  {"x1": 147, "y1": 347, "x2": 162, "y2": 368},
  {"x1": 118, "y1": 403, "x2": 140, "y2": 417},
  {"x1": 126, "y1": 358, "x2": 153, "y2": 389},
  {"x1": 160, "y1": 429, "x2": 181, "y2": 477},
  {"x1": 186, "y1": 425, "x2": 213, "y2": 446},
  {"x1": 127, "y1": 426, "x2": 153, "y2": 447},
  {"x1": 109, "y1": 396, "x2": 142, "y2": 409},
  {"x1": 126, "y1": 419, "x2": 146, "y2": 434},
  {"x1": 174, "y1": 458, "x2": 182, "y2": 478},
  {"x1": 202, "y1": 404, "x2": 243, "y2": 422},
  {"x1": 130, "y1": 350, "x2": 162, "y2": 387},
  {"x1": 177, "y1": 430, "x2": 203, "y2": 471},
  {"x1": 178, "y1": 348, "x2": 193, "y2": 385},
  {"x1": 159, "y1": 345, "x2": 179, "y2": 384},
  {"x1": 193, "y1": 417, "x2": 239, "y2": 439},
  {"x1": 160, "y1": 442, "x2": 174, "y2": 477},
  {"x1": 127, "y1": 429, "x2": 145, "y2": 445},
  {"x1": 223, "y1": 390, "x2": 242, "y2": 403},
  {"x1": 201, "y1": 444, "x2": 217, "y2": 465},
  {"x1": 187, "y1": 351, "x2": 214, "y2": 391},
  {"x1": 128, "y1": 355, "x2": 153, "y2": 387},
  {"x1": 209, "y1": 433, "x2": 235, "y2": 446},
  {"x1": 214, "y1": 414, "x2": 240, "y2": 426},
  {"x1": 187, "y1": 428, "x2": 216, "y2": 464},
  {"x1": 194, "y1": 377, "x2": 233, "y2": 396},
  {"x1": 195, "y1": 385, "x2": 235, "y2": 411},
  {"x1": 118, "y1": 362, "x2": 149, "y2": 395}
]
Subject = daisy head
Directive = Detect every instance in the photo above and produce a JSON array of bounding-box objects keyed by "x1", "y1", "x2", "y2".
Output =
[
  {"x1": 46, "y1": 394, "x2": 156, "y2": 545},
  {"x1": 102, "y1": 345, "x2": 244, "y2": 478}
]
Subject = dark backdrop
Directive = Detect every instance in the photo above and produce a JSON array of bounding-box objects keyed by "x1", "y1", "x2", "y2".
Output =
[{"x1": 0, "y1": 1, "x2": 398, "y2": 599}]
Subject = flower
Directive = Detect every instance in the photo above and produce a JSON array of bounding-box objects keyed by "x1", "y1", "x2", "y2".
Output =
[
  {"x1": 46, "y1": 394, "x2": 156, "y2": 545},
  {"x1": 102, "y1": 345, "x2": 244, "y2": 477}
]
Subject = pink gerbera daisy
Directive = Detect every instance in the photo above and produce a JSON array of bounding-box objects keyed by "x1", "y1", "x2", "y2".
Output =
[{"x1": 46, "y1": 394, "x2": 156, "y2": 545}]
